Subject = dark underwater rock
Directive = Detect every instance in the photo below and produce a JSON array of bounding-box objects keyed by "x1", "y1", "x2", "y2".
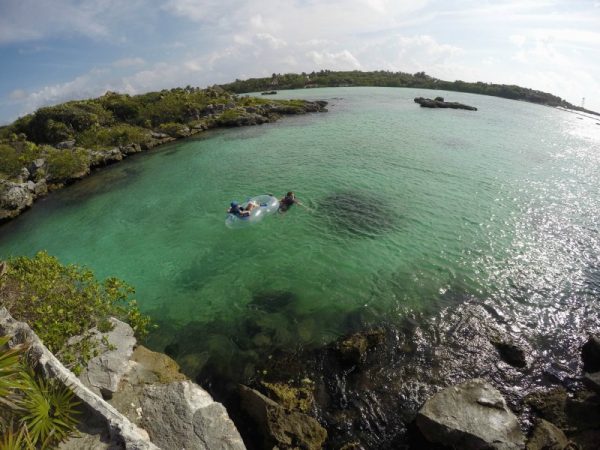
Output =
[
  {"x1": 492, "y1": 339, "x2": 527, "y2": 368},
  {"x1": 414, "y1": 97, "x2": 478, "y2": 111},
  {"x1": 248, "y1": 290, "x2": 298, "y2": 312},
  {"x1": 581, "y1": 335, "x2": 600, "y2": 372},
  {"x1": 336, "y1": 329, "x2": 385, "y2": 366},
  {"x1": 319, "y1": 190, "x2": 398, "y2": 237},
  {"x1": 416, "y1": 379, "x2": 525, "y2": 450}
]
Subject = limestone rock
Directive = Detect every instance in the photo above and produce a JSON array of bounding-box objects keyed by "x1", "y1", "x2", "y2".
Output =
[
  {"x1": 28, "y1": 158, "x2": 47, "y2": 177},
  {"x1": 90, "y1": 148, "x2": 123, "y2": 166},
  {"x1": 581, "y1": 335, "x2": 600, "y2": 373},
  {"x1": 0, "y1": 308, "x2": 157, "y2": 450},
  {"x1": 526, "y1": 419, "x2": 570, "y2": 450},
  {"x1": 416, "y1": 379, "x2": 525, "y2": 450},
  {"x1": 239, "y1": 385, "x2": 327, "y2": 450},
  {"x1": 78, "y1": 318, "x2": 136, "y2": 398},
  {"x1": 130, "y1": 345, "x2": 187, "y2": 384},
  {"x1": 120, "y1": 143, "x2": 142, "y2": 155},
  {"x1": 57, "y1": 140, "x2": 76, "y2": 149},
  {"x1": 33, "y1": 179, "x2": 48, "y2": 196},
  {"x1": 20, "y1": 167, "x2": 30, "y2": 180},
  {"x1": 140, "y1": 381, "x2": 245, "y2": 450},
  {"x1": 0, "y1": 182, "x2": 33, "y2": 219}
]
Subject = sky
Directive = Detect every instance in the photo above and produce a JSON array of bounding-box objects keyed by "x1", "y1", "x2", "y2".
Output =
[{"x1": 0, "y1": 0, "x2": 599, "y2": 124}]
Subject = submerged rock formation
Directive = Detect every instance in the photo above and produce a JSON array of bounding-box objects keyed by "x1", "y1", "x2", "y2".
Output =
[{"x1": 414, "y1": 96, "x2": 478, "y2": 110}]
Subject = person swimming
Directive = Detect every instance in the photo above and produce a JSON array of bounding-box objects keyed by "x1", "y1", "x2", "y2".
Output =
[{"x1": 279, "y1": 191, "x2": 300, "y2": 211}]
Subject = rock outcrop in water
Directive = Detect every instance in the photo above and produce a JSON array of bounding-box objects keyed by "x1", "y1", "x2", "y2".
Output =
[{"x1": 414, "y1": 96, "x2": 478, "y2": 110}]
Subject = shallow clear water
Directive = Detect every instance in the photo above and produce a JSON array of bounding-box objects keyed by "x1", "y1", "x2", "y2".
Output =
[{"x1": 1, "y1": 87, "x2": 599, "y2": 378}]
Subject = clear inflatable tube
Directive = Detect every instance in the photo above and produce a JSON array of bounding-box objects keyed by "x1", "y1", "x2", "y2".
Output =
[{"x1": 225, "y1": 194, "x2": 279, "y2": 228}]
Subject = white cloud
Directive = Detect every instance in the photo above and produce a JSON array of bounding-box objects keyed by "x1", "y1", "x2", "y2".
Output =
[
  {"x1": 256, "y1": 33, "x2": 287, "y2": 50},
  {"x1": 2, "y1": 0, "x2": 600, "y2": 118},
  {"x1": 306, "y1": 50, "x2": 362, "y2": 70},
  {"x1": 112, "y1": 57, "x2": 146, "y2": 68},
  {"x1": 509, "y1": 34, "x2": 527, "y2": 47}
]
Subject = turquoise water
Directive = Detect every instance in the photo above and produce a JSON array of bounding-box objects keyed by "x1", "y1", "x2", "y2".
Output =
[{"x1": 1, "y1": 87, "x2": 599, "y2": 378}]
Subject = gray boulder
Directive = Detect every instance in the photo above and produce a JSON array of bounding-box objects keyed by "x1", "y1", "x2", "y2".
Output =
[
  {"x1": 57, "y1": 140, "x2": 76, "y2": 149},
  {"x1": 0, "y1": 182, "x2": 33, "y2": 219},
  {"x1": 416, "y1": 379, "x2": 525, "y2": 450},
  {"x1": 78, "y1": 318, "x2": 136, "y2": 398},
  {"x1": 140, "y1": 381, "x2": 245, "y2": 450},
  {"x1": 28, "y1": 158, "x2": 47, "y2": 178},
  {"x1": 33, "y1": 180, "x2": 48, "y2": 196}
]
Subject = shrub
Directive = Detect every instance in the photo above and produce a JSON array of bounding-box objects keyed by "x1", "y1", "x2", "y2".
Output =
[
  {"x1": 77, "y1": 124, "x2": 150, "y2": 149},
  {"x1": 0, "y1": 251, "x2": 153, "y2": 374},
  {"x1": 13, "y1": 101, "x2": 113, "y2": 144},
  {"x1": 0, "y1": 144, "x2": 21, "y2": 178},
  {"x1": 0, "y1": 336, "x2": 79, "y2": 448},
  {"x1": 158, "y1": 122, "x2": 189, "y2": 137},
  {"x1": 44, "y1": 147, "x2": 90, "y2": 181}
]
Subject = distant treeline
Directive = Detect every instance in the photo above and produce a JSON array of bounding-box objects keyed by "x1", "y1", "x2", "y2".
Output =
[{"x1": 220, "y1": 70, "x2": 599, "y2": 116}]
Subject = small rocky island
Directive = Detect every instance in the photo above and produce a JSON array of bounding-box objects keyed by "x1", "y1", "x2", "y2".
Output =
[{"x1": 414, "y1": 96, "x2": 478, "y2": 110}]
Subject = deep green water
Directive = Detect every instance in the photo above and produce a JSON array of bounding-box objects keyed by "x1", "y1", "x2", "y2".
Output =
[{"x1": 1, "y1": 87, "x2": 599, "y2": 378}]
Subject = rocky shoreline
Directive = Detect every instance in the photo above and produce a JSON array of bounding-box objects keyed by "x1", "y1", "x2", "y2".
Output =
[
  {"x1": 0, "y1": 97, "x2": 327, "y2": 223},
  {"x1": 198, "y1": 299, "x2": 600, "y2": 449},
  {"x1": 2, "y1": 287, "x2": 599, "y2": 449}
]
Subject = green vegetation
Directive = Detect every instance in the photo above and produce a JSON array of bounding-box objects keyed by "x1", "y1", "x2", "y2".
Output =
[
  {"x1": 0, "y1": 144, "x2": 21, "y2": 178},
  {"x1": 220, "y1": 70, "x2": 599, "y2": 115},
  {"x1": 0, "y1": 336, "x2": 80, "y2": 448},
  {"x1": 0, "y1": 85, "x2": 323, "y2": 190},
  {"x1": 6, "y1": 87, "x2": 235, "y2": 148},
  {"x1": 0, "y1": 251, "x2": 152, "y2": 375},
  {"x1": 76, "y1": 124, "x2": 150, "y2": 149},
  {"x1": 45, "y1": 147, "x2": 90, "y2": 180}
]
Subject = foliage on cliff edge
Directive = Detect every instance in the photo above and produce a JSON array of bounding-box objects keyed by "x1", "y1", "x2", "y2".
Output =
[{"x1": 0, "y1": 252, "x2": 152, "y2": 375}]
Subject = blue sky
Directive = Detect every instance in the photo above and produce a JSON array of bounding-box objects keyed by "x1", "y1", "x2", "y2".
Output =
[{"x1": 1, "y1": 0, "x2": 599, "y2": 124}]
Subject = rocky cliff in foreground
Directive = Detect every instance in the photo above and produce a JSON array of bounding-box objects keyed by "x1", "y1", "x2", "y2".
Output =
[{"x1": 0, "y1": 307, "x2": 245, "y2": 450}]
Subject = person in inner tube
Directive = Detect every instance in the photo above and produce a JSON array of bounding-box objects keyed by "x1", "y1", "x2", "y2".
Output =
[
  {"x1": 228, "y1": 201, "x2": 258, "y2": 217},
  {"x1": 279, "y1": 191, "x2": 301, "y2": 211}
]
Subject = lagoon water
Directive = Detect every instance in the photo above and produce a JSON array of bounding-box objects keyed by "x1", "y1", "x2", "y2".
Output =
[{"x1": 1, "y1": 87, "x2": 599, "y2": 379}]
